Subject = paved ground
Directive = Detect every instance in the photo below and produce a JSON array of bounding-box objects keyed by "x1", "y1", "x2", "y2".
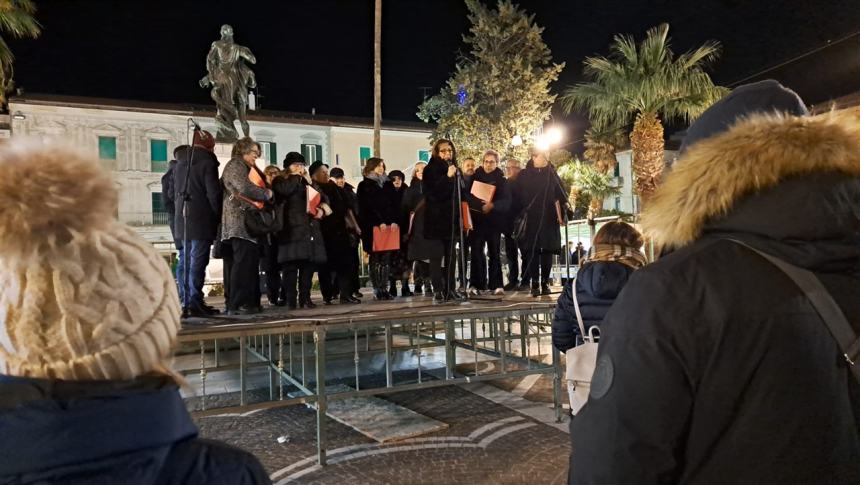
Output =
[{"x1": 194, "y1": 382, "x2": 571, "y2": 484}]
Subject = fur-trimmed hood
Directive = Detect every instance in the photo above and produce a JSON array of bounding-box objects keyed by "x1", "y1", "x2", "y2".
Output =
[{"x1": 642, "y1": 112, "x2": 860, "y2": 251}]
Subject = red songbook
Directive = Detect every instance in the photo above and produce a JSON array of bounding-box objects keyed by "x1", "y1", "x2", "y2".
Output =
[
  {"x1": 470, "y1": 180, "x2": 496, "y2": 202},
  {"x1": 307, "y1": 185, "x2": 321, "y2": 215},
  {"x1": 373, "y1": 225, "x2": 401, "y2": 252},
  {"x1": 461, "y1": 201, "x2": 473, "y2": 231}
]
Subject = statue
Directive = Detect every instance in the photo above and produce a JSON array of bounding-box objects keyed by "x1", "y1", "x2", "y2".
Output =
[{"x1": 199, "y1": 24, "x2": 257, "y2": 142}]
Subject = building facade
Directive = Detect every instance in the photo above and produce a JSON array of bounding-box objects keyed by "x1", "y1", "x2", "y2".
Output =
[{"x1": 8, "y1": 94, "x2": 434, "y2": 254}]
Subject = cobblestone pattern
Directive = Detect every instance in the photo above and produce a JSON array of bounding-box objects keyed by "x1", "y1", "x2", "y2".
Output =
[{"x1": 193, "y1": 383, "x2": 571, "y2": 484}]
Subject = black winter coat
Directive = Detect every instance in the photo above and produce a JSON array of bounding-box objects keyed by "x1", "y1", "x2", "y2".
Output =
[
  {"x1": 319, "y1": 180, "x2": 352, "y2": 268},
  {"x1": 0, "y1": 374, "x2": 270, "y2": 484},
  {"x1": 422, "y1": 157, "x2": 458, "y2": 241},
  {"x1": 551, "y1": 261, "x2": 636, "y2": 352},
  {"x1": 272, "y1": 174, "x2": 327, "y2": 264},
  {"x1": 172, "y1": 147, "x2": 222, "y2": 241},
  {"x1": 402, "y1": 179, "x2": 444, "y2": 261},
  {"x1": 512, "y1": 160, "x2": 567, "y2": 252},
  {"x1": 161, "y1": 159, "x2": 178, "y2": 240},
  {"x1": 356, "y1": 176, "x2": 399, "y2": 252},
  {"x1": 466, "y1": 167, "x2": 511, "y2": 235},
  {"x1": 570, "y1": 114, "x2": 860, "y2": 484}
]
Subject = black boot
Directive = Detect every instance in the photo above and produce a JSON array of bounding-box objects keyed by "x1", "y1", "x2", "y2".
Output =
[
  {"x1": 530, "y1": 282, "x2": 540, "y2": 297},
  {"x1": 541, "y1": 282, "x2": 551, "y2": 295},
  {"x1": 401, "y1": 280, "x2": 413, "y2": 297},
  {"x1": 389, "y1": 280, "x2": 397, "y2": 298}
]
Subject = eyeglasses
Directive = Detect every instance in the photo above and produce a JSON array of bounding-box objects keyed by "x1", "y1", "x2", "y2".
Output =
[
  {"x1": 250, "y1": 150, "x2": 261, "y2": 157},
  {"x1": 483, "y1": 159, "x2": 497, "y2": 164},
  {"x1": 439, "y1": 148, "x2": 453, "y2": 153}
]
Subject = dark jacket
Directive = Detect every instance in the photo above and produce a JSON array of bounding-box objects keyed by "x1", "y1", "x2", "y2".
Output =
[
  {"x1": 512, "y1": 160, "x2": 567, "y2": 252},
  {"x1": 402, "y1": 178, "x2": 444, "y2": 261},
  {"x1": 172, "y1": 147, "x2": 222, "y2": 241},
  {"x1": 356, "y1": 176, "x2": 399, "y2": 252},
  {"x1": 551, "y1": 261, "x2": 636, "y2": 352},
  {"x1": 466, "y1": 166, "x2": 511, "y2": 235},
  {"x1": 0, "y1": 374, "x2": 270, "y2": 484},
  {"x1": 319, "y1": 180, "x2": 352, "y2": 267},
  {"x1": 422, "y1": 157, "x2": 458, "y2": 241},
  {"x1": 272, "y1": 174, "x2": 328, "y2": 264},
  {"x1": 570, "y1": 114, "x2": 860, "y2": 484},
  {"x1": 161, "y1": 159, "x2": 178, "y2": 239}
]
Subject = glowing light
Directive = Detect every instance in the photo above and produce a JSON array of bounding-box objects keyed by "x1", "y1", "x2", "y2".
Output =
[
  {"x1": 534, "y1": 135, "x2": 550, "y2": 152},
  {"x1": 511, "y1": 134, "x2": 523, "y2": 146},
  {"x1": 547, "y1": 126, "x2": 563, "y2": 145}
]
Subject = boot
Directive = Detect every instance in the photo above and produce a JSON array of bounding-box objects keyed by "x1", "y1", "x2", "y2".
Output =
[
  {"x1": 401, "y1": 280, "x2": 413, "y2": 297},
  {"x1": 388, "y1": 280, "x2": 397, "y2": 298},
  {"x1": 530, "y1": 282, "x2": 540, "y2": 297}
]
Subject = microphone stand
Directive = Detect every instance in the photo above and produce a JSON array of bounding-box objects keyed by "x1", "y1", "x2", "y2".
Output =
[
  {"x1": 180, "y1": 118, "x2": 198, "y2": 319},
  {"x1": 454, "y1": 167, "x2": 469, "y2": 302}
]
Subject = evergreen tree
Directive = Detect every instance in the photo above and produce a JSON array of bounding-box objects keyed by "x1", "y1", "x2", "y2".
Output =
[{"x1": 417, "y1": 0, "x2": 564, "y2": 160}]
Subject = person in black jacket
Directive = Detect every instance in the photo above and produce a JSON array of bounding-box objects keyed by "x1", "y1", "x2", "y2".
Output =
[
  {"x1": 402, "y1": 161, "x2": 440, "y2": 295},
  {"x1": 422, "y1": 139, "x2": 462, "y2": 302},
  {"x1": 0, "y1": 142, "x2": 269, "y2": 484},
  {"x1": 512, "y1": 150, "x2": 568, "y2": 297},
  {"x1": 331, "y1": 167, "x2": 364, "y2": 299},
  {"x1": 314, "y1": 162, "x2": 360, "y2": 305},
  {"x1": 570, "y1": 80, "x2": 860, "y2": 484},
  {"x1": 466, "y1": 150, "x2": 511, "y2": 295},
  {"x1": 387, "y1": 169, "x2": 413, "y2": 297},
  {"x1": 262, "y1": 164, "x2": 284, "y2": 306},
  {"x1": 161, "y1": 146, "x2": 188, "y2": 243},
  {"x1": 273, "y1": 153, "x2": 331, "y2": 309},
  {"x1": 551, "y1": 222, "x2": 645, "y2": 353},
  {"x1": 172, "y1": 131, "x2": 222, "y2": 317},
  {"x1": 357, "y1": 157, "x2": 400, "y2": 300}
]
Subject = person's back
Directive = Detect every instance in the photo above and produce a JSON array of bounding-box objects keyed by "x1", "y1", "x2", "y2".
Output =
[
  {"x1": 0, "y1": 140, "x2": 270, "y2": 484},
  {"x1": 570, "y1": 80, "x2": 860, "y2": 484}
]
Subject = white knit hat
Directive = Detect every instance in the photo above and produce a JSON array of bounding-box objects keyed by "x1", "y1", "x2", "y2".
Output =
[{"x1": 0, "y1": 139, "x2": 181, "y2": 380}]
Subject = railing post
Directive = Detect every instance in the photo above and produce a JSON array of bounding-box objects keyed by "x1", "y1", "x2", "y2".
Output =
[
  {"x1": 239, "y1": 334, "x2": 247, "y2": 407},
  {"x1": 445, "y1": 318, "x2": 456, "y2": 380},
  {"x1": 314, "y1": 328, "x2": 327, "y2": 466},
  {"x1": 385, "y1": 323, "x2": 393, "y2": 387}
]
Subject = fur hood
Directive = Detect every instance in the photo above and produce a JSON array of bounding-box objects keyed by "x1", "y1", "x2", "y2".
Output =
[{"x1": 641, "y1": 112, "x2": 860, "y2": 248}]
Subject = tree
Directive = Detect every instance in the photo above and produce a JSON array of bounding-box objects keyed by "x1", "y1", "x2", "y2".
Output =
[
  {"x1": 558, "y1": 159, "x2": 621, "y2": 234},
  {"x1": 561, "y1": 24, "x2": 726, "y2": 202},
  {"x1": 582, "y1": 122, "x2": 626, "y2": 175},
  {"x1": 0, "y1": 0, "x2": 40, "y2": 109},
  {"x1": 417, "y1": 0, "x2": 564, "y2": 160}
]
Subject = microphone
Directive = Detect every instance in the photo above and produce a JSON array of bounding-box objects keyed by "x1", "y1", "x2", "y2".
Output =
[{"x1": 189, "y1": 118, "x2": 201, "y2": 131}]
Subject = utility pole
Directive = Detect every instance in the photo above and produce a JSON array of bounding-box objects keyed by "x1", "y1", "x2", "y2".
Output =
[{"x1": 373, "y1": 0, "x2": 382, "y2": 157}]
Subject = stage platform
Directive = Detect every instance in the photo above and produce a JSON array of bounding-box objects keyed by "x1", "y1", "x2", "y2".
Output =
[{"x1": 174, "y1": 287, "x2": 563, "y2": 467}]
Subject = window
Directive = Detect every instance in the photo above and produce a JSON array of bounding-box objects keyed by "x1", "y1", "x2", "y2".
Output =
[
  {"x1": 615, "y1": 196, "x2": 621, "y2": 211},
  {"x1": 98, "y1": 136, "x2": 117, "y2": 160},
  {"x1": 418, "y1": 150, "x2": 430, "y2": 162},
  {"x1": 259, "y1": 141, "x2": 278, "y2": 164},
  {"x1": 151, "y1": 193, "x2": 169, "y2": 225},
  {"x1": 359, "y1": 146, "x2": 372, "y2": 172},
  {"x1": 613, "y1": 162, "x2": 620, "y2": 177},
  {"x1": 301, "y1": 144, "x2": 323, "y2": 164},
  {"x1": 150, "y1": 139, "x2": 168, "y2": 172}
]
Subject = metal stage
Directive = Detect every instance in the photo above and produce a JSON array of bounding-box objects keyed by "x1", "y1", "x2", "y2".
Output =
[{"x1": 175, "y1": 292, "x2": 561, "y2": 466}]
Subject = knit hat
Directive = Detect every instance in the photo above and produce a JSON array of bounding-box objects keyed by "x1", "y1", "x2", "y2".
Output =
[
  {"x1": 308, "y1": 160, "x2": 328, "y2": 177},
  {"x1": 0, "y1": 139, "x2": 181, "y2": 380},
  {"x1": 283, "y1": 151, "x2": 306, "y2": 168},
  {"x1": 679, "y1": 80, "x2": 808, "y2": 155},
  {"x1": 193, "y1": 129, "x2": 216, "y2": 152},
  {"x1": 329, "y1": 167, "x2": 345, "y2": 179},
  {"x1": 389, "y1": 170, "x2": 405, "y2": 181}
]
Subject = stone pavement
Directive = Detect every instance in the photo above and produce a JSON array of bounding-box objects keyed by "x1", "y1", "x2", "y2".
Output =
[{"x1": 194, "y1": 382, "x2": 572, "y2": 484}]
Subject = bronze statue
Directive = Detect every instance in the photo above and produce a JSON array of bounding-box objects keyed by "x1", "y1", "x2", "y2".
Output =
[{"x1": 199, "y1": 24, "x2": 257, "y2": 142}]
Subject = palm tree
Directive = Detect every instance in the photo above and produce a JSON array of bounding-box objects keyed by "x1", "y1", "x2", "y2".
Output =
[
  {"x1": 583, "y1": 122, "x2": 626, "y2": 175},
  {"x1": 558, "y1": 160, "x2": 621, "y2": 235},
  {"x1": 0, "y1": 0, "x2": 40, "y2": 108},
  {"x1": 561, "y1": 23, "x2": 726, "y2": 202}
]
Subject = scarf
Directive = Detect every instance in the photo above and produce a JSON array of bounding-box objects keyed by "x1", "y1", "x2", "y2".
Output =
[
  {"x1": 366, "y1": 172, "x2": 387, "y2": 188},
  {"x1": 584, "y1": 243, "x2": 648, "y2": 270}
]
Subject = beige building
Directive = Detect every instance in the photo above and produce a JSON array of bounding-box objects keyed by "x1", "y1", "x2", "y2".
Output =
[{"x1": 8, "y1": 94, "x2": 434, "y2": 256}]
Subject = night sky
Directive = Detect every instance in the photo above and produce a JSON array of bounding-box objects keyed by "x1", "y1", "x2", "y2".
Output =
[{"x1": 9, "y1": 0, "x2": 860, "y2": 132}]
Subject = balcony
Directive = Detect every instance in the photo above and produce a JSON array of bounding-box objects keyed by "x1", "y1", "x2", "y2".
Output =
[
  {"x1": 151, "y1": 160, "x2": 168, "y2": 173},
  {"x1": 121, "y1": 211, "x2": 170, "y2": 227}
]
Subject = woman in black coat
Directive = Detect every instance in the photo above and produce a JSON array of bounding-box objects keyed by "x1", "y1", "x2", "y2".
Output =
[
  {"x1": 551, "y1": 222, "x2": 646, "y2": 352},
  {"x1": 357, "y1": 157, "x2": 400, "y2": 300},
  {"x1": 512, "y1": 151, "x2": 569, "y2": 297},
  {"x1": 422, "y1": 139, "x2": 460, "y2": 302},
  {"x1": 316, "y1": 165, "x2": 360, "y2": 305},
  {"x1": 402, "y1": 161, "x2": 443, "y2": 295},
  {"x1": 387, "y1": 170, "x2": 413, "y2": 297},
  {"x1": 272, "y1": 152, "x2": 331, "y2": 309},
  {"x1": 466, "y1": 150, "x2": 512, "y2": 294}
]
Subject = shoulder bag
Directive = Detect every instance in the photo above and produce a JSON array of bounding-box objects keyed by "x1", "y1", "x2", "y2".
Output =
[{"x1": 565, "y1": 277, "x2": 600, "y2": 415}]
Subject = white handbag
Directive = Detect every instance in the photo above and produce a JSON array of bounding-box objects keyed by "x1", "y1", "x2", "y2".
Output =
[{"x1": 565, "y1": 277, "x2": 599, "y2": 415}]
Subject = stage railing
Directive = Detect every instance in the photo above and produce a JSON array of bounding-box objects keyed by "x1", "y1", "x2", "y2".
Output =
[{"x1": 175, "y1": 302, "x2": 560, "y2": 466}]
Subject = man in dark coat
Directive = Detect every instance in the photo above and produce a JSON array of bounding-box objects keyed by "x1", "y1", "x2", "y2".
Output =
[
  {"x1": 466, "y1": 150, "x2": 511, "y2": 294},
  {"x1": 160, "y1": 147, "x2": 186, "y2": 242},
  {"x1": 172, "y1": 131, "x2": 222, "y2": 317},
  {"x1": 570, "y1": 80, "x2": 860, "y2": 484},
  {"x1": 331, "y1": 167, "x2": 363, "y2": 299},
  {"x1": 314, "y1": 162, "x2": 360, "y2": 304}
]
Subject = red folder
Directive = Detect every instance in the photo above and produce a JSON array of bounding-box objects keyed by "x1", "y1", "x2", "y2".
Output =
[
  {"x1": 373, "y1": 225, "x2": 401, "y2": 252},
  {"x1": 307, "y1": 186, "x2": 321, "y2": 215},
  {"x1": 470, "y1": 180, "x2": 496, "y2": 202},
  {"x1": 461, "y1": 202, "x2": 473, "y2": 231}
]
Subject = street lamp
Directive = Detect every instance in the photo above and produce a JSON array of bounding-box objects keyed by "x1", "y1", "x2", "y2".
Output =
[
  {"x1": 547, "y1": 126, "x2": 563, "y2": 145},
  {"x1": 511, "y1": 134, "x2": 523, "y2": 147}
]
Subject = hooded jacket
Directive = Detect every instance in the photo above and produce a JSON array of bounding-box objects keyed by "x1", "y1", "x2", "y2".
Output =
[
  {"x1": 0, "y1": 374, "x2": 270, "y2": 484},
  {"x1": 569, "y1": 111, "x2": 860, "y2": 484}
]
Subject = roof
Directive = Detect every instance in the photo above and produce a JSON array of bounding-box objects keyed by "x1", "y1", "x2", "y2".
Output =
[{"x1": 8, "y1": 93, "x2": 434, "y2": 133}]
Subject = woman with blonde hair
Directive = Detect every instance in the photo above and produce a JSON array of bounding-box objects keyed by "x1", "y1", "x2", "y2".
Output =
[{"x1": 357, "y1": 157, "x2": 400, "y2": 300}]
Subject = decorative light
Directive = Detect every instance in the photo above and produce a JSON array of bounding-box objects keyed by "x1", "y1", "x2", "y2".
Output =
[
  {"x1": 511, "y1": 134, "x2": 523, "y2": 146},
  {"x1": 547, "y1": 126, "x2": 563, "y2": 145},
  {"x1": 457, "y1": 85, "x2": 467, "y2": 106},
  {"x1": 534, "y1": 135, "x2": 550, "y2": 152}
]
